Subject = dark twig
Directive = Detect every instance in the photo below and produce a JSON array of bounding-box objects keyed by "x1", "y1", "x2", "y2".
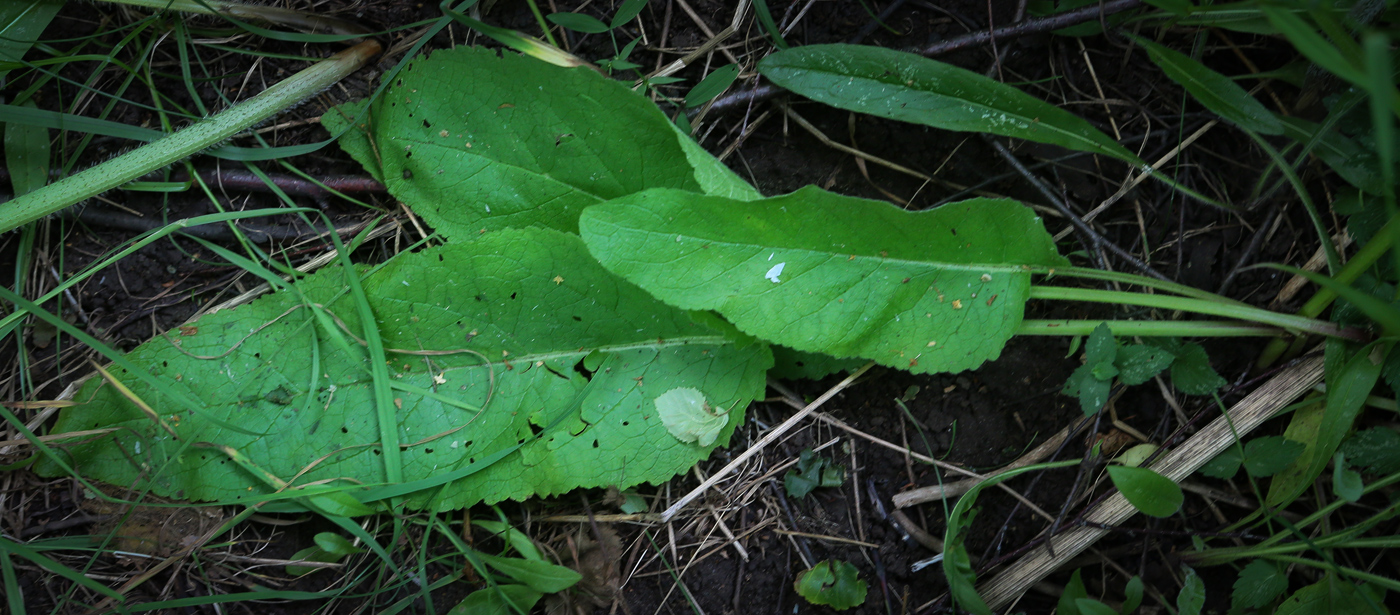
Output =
[
  {"x1": 705, "y1": 0, "x2": 1146, "y2": 116},
  {"x1": 847, "y1": 0, "x2": 909, "y2": 44},
  {"x1": 983, "y1": 136, "x2": 1172, "y2": 281},
  {"x1": 0, "y1": 167, "x2": 386, "y2": 201},
  {"x1": 66, "y1": 207, "x2": 368, "y2": 243},
  {"x1": 918, "y1": 0, "x2": 1142, "y2": 56},
  {"x1": 1216, "y1": 206, "x2": 1281, "y2": 295}
]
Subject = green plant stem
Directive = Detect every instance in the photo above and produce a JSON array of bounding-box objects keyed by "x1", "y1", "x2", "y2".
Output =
[
  {"x1": 1027, "y1": 286, "x2": 1362, "y2": 340},
  {"x1": 1191, "y1": 536, "x2": 1400, "y2": 564},
  {"x1": 1259, "y1": 554, "x2": 1400, "y2": 593},
  {"x1": 1036, "y1": 266, "x2": 1251, "y2": 305},
  {"x1": 1256, "y1": 212, "x2": 1400, "y2": 368},
  {"x1": 0, "y1": 40, "x2": 380, "y2": 234},
  {"x1": 1016, "y1": 320, "x2": 1281, "y2": 337}
]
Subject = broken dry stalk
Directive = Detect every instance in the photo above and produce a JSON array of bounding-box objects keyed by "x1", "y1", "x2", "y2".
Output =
[
  {"x1": 0, "y1": 40, "x2": 381, "y2": 234},
  {"x1": 975, "y1": 354, "x2": 1324, "y2": 609}
]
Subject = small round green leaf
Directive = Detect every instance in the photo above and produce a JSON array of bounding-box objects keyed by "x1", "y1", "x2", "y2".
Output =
[
  {"x1": 794, "y1": 560, "x2": 867, "y2": 610},
  {"x1": 1107, "y1": 465, "x2": 1183, "y2": 518},
  {"x1": 656, "y1": 387, "x2": 728, "y2": 447}
]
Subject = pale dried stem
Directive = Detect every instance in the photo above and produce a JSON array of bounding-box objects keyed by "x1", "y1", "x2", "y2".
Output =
[{"x1": 977, "y1": 354, "x2": 1324, "y2": 609}]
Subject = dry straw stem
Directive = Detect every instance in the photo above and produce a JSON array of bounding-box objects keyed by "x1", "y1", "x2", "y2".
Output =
[
  {"x1": 0, "y1": 40, "x2": 382, "y2": 233},
  {"x1": 977, "y1": 353, "x2": 1325, "y2": 609}
]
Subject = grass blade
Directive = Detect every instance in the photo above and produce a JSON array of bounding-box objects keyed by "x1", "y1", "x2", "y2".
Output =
[{"x1": 1130, "y1": 35, "x2": 1282, "y2": 135}]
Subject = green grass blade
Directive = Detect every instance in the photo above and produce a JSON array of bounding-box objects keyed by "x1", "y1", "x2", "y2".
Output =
[
  {"x1": 1130, "y1": 35, "x2": 1282, "y2": 135},
  {"x1": 0, "y1": 536, "x2": 123, "y2": 601}
]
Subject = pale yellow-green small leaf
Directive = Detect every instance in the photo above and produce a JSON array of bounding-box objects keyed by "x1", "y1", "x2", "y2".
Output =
[
  {"x1": 1114, "y1": 443, "x2": 1158, "y2": 468},
  {"x1": 656, "y1": 387, "x2": 727, "y2": 447}
]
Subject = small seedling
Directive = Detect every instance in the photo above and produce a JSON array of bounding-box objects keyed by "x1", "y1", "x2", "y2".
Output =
[
  {"x1": 794, "y1": 559, "x2": 866, "y2": 610},
  {"x1": 784, "y1": 448, "x2": 844, "y2": 499}
]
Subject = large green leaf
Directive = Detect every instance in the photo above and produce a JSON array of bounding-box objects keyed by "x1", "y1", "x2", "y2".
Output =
[
  {"x1": 580, "y1": 186, "x2": 1068, "y2": 374},
  {"x1": 320, "y1": 46, "x2": 753, "y2": 238},
  {"x1": 1131, "y1": 36, "x2": 1283, "y2": 135},
  {"x1": 38, "y1": 228, "x2": 770, "y2": 510},
  {"x1": 758, "y1": 44, "x2": 1139, "y2": 164}
]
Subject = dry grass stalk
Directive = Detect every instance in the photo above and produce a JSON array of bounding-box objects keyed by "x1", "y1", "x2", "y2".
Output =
[{"x1": 977, "y1": 353, "x2": 1324, "y2": 609}]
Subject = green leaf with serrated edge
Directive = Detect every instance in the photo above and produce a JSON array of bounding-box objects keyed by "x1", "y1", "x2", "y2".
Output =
[
  {"x1": 1064, "y1": 364, "x2": 1111, "y2": 415},
  {"x1": 4, "y1": 101, "x2": 50, "y2": 196},
  {"x1": 1243, "y1": 436, "x2": 1306, "y2": 477},
  {"x1": 1079, "y1": 375, "x2": 1112, "y2": 415},
  {"x1": 1130, "y1": 36, "x2": 1283, "y2": 135},
  {"x1": 1233, "y1": 559, "x2": 1288, "y2": 610},
  {"x1": 770, "y1": 345, "x2": 864, "y2": 380},
  {"x1": 1122, "y1": 576, "x2": 1144, "y2": 615},
  {"x1": 686, "y1": 64, "x2": 739, "y2": 108},
  {"x1": 1340, "y1": 428, "x2": 1400, "y2": 475},
  {"x1": 1178, "y1": 566, "x2": 1205, "y2": 615},
  {"x1": 669, "y1": 120, "x2": 762, "y2": 201},
  {"x1": 1276, "y1": 574, "x2": 1372, "y2": 615},
  {"x1": 1091, "y1": 361, "x2": 1119, "y2": 380},
  {"x1": 1198, "y1": 445, "x2": 1242, "y2": 479},
  {"x1": 656, "y1": 387, "x2": 727, "y2": 447},
  {"x1": 1334, "y1": 453, "x2": 1364, "y2": 502},
  {"x1": 37, "y1": 228, "x2": 771, "y2": 510},
  {"x1": 785, "y1": 449, "x2": 844, "y2": 498},
  {"x1": 449, "y1": 585, "x2": 542, "y2": 615},
  {"x1": 1115, "y1": 344, "x2": 1175, "y2": 385},
  {"x1": 479, "y1": 552, "x2": 581, "y2": 593},
  {"x1": 1058, "y1": 569, "x2": 1089, "y2": 615},
  {"x1": 580, "y1": 187, "x2": 1068, "y2": 375},
  {"x1": 1107, "y1": 465, "x2": 1183, "y2": 518},
  {"x1": 320, "y1": 99, "x2": 384, "y2": 183},
  {"x1": 1268, "y1": 341, "x2": 1384, "y2": 509},
  {"x1": 1169, "y1": 343, "x2": 1226, "y2": 395},
  {"x1": 758, "y1": 44, "x2": 1141, "y2": 164},
  {"x1": 331, "y1": 47, "x2": 702, "y2": 237},
  {"x1": 794, "y1": 560, "x2": 867, "y2": 610},
  {"x1": 1085, "y1": 323, "x2": 1116, "y2": 364},
  {"x1": 546, "y1": 12, "x2": 610, "y2": 33}
]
